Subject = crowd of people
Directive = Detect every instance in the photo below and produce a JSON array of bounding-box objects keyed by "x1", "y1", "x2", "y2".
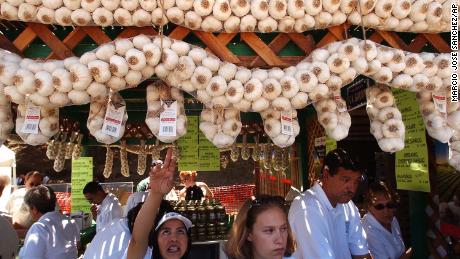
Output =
[{"x1": 0, "y1": 148, "x2": 410, "y2": 259}]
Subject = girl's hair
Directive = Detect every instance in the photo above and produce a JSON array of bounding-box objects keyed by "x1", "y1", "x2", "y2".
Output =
[
  {"x1": 365, "y1": 181, "x2": 398, "y2": 208},
  {"x1": 225, "y1": 195, "x2": 295, "y2": 259}
]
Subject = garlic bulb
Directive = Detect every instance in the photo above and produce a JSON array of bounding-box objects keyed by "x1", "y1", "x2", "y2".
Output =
[
  {"x1": 244, "y1": 78, "x2": 264, "y2": 101},
  {"x1": 366, "y1": 85, "x2": 405, "y2": 152},
  {"x1": 206, "y1": 76, "x2": 228, "y2": 97},
  {"x1": 16, "y1": 104, "x2": 59, "y2": 146},
  {"x1": 226, "y1": 80, "x2": 245, "y2": 103},
  {"x1": 194, "y1": 0, "x2": 214, "y2": 16},
  {"x1": 251, "y1": 0, "x2": 269, "y2": 20},
  {"x1": 268, "y1": 0, "x2": 287, "y2": 20},
  {"x1": 69, "y1": 63, "x2": 91, "y2": 91},
  {"x1": 213, "y1": 0, "x2": 232, "y2": 21},
  {"x1": 200, "y1": 108, "x2": 240, "y2": 148}
]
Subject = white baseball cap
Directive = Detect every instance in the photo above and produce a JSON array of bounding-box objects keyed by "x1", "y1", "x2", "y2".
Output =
[{"x1": 155, "y1": 212, "x2": 193, "y2": 231}]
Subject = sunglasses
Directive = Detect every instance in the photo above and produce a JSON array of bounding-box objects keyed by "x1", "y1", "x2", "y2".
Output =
[{"x1": 373, "y1": 202, "x2": 397, "y2": 210}]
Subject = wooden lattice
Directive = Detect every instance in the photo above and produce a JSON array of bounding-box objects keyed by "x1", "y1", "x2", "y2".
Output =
[{"x1": 0, "y1": 22, "x2": 450, "y2": 67}]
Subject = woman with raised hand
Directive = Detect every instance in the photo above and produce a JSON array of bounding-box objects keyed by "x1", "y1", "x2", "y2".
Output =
[
  {"x1": 128, "y1": 148, "x2": 192, "y2": 259},
  {"x1": 225, "y1": 195, "x2": 295, "y2": 259}
]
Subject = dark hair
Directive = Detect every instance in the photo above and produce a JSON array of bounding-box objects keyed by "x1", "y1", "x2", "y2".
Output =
[
  {"x1": 225, "y1": 195, "x2": 295, "y2": 259},
  {"x1": 150, "y1": 201, "x2": 192, "y2": 259},
  {"x1": 185, "y1": 185, "x2": 204, "y2": 201},
  {"x1": 24, "y1": 185, "x2": 56, "y2": 214},
  {"x1": 323, "y1": 148, "x2": 360, "y2": 177},
  {"x1": 365, "y1": 181, "x2": 398, "y2": 208},
  {"x1": 83, "y1": 181, "x2": 104, "y2": 194}
]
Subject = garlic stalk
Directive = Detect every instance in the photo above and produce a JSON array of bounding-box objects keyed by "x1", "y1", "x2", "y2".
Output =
[
  {"x1": 103, "y1": 145, "x2": 114, "y2": 178},
  {"x1": 120, "y1": 140, "x2": 129, "y2": 177},
  {"x1": 137, "y1": 139, "x2": 147, "y2": 175}
]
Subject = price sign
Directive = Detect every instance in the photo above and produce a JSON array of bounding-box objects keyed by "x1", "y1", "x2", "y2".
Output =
[
  {"x1": 102, "y1": 103, "x2": 125, "y2": 137},
  {"x1": 281, "y1": 111, "x2": 293, "y2": 135},
  {"x1": 21, "y1": 104, "x2": 40, "y2": 134},
  {"x1": 432, "y1": 93, "x2": 447, "y2": 114},
  {"x1": 159, "y1": 100, "x2": 177, "y2": 137}
]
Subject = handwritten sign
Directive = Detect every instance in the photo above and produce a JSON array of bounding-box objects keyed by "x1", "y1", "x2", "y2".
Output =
[
  {"x1": 198, "y1": 130, "x2": 220, "y2": 171},
  {"x1": 393, "y1": 89, "x2": 430, "y2": 192},
  {"x1": 178, "y1": 116, "x2": 220, "y2": 171},
  {"x1": 71, "y1": 157, "x2": 93, "y2": 213},
  {"x1": 325, "y1": 137, "x2": 337, "y2": 155},
  {"x1": 178, "y1": 116, "x2": 199, "y2": 171}
]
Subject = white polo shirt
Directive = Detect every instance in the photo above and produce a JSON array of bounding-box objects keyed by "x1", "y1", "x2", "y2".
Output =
[
  {"x1": 123, "y1": 190, "x2": 178, "y2": 217},
  {"x1": 6, "y1": 188, "x2": 34, "y2": 228},
  {"x1": 362, "y1": 213, "x2": 405, "y2": 259},
  {"x1": 97, "y1": 193, "x2": 123, "y2": 233},
  {"x1": 288, "y1": 182, "x2": 369, "y2": 259},
  {"x1": 19, "y1": 211, "x2": 80, "y2": 259},
  {"x1": 123, "y1": 192, "x2": 148, "y2": 217},
  {"x1": 84, "y1": 218, "x2": 152, "y2": 259}
]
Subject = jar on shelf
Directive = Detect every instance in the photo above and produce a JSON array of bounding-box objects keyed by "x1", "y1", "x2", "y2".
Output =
[
  {"x1": 206, "y1": 205, "x2": 216, "y2": 224},
  {"x1": 197, "y1": 206, "x2": 207, "y2": 224}
]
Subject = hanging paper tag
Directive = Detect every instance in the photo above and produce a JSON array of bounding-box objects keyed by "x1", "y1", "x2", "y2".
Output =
[
  {"x1": 159, "y1": 100, "x2": 178, "y2": 137},
  {"x1": 102, "y1": 103, "x2": 126, "y2": 137},
  {"x1": 334, "y1": 95, "x2": 348, "y2": 113},
  {"x1": 281, "y1": 111, "x2": 293, "y2": 136},
  {"x1": 432, "y1": 93, "x2": 447, "y2": 114},
  {"x1": 21, "y1": 104, "x2": 40, "y2": 134}
]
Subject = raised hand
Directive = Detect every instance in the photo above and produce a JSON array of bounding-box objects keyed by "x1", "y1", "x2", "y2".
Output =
[{"x1": 148, "y1": 148, "x2": 176, "y2": 196}]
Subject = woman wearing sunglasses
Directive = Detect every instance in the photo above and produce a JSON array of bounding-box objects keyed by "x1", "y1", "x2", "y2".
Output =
[
  {"x1": 225, "y1": 195, "x2": 295, "y2": 259},
  {"x1": 362, "y1": 182, "x2": 412, "y2": 259}
]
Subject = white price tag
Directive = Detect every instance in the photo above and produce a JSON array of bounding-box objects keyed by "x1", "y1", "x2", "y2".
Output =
[
  {"x1": 281, "y1": 111, "x2": 293, "y2": 136},
  {"x1": 159, "y1": 100, "x2": 178, "y2": 137},
  {"x1": 334, "y1": 95, "x2": 347, "y2": 113},
  {"x1": 21, "y1": 104, "x2": 40, "y2": 134},
  {"x1": 432, "y1": 93, "x2": 447, "y2": 114},
  {"x1": 102, "y1": 103, "x2": 126, "y2": 137}
]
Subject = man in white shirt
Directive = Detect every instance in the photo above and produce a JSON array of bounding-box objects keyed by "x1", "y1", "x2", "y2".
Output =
[
  {"x1": 6, "y1": 171, "x2": 43, "y2": 237},
  {"x1": 289, "y1": 149, "x2": 371, "y2": 259},
  {"x1": 0, "y1": 174, "x2": 19, "y2": 258},
  {"x1": 84, "y1": 202, "x2": 155, "y2": 259},
  {"x1": 83, "y1": 181, "x2": 123, "y2": 232},
  {"x1": 19, "y1": 185, "x2": 80, "y2": 259}
]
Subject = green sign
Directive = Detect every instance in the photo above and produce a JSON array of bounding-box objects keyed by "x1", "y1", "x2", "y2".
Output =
[
  {"x1": 198, "y1": 130, "x2": 220, "y2": 171},
  {"x1": 325, "y1": 136, "x2": 337, "y2": 154},
  {"x1": 71, "y1": 157, "x2": 93, "y2": 213},
  {"x1": 177, "y1": 116, "x2": 220, "y2": 171},
  {"x1": 178, "y1": 116, "x2": 199, "y2": 171},
  {"x1": 393, "y1": 89, "x2": 430, "y2": 192}
]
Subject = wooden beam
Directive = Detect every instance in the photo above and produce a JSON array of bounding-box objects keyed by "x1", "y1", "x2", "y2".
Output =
[
  {"x1": 251, "y1": 33, "x2": 290, "y2": 67},
  {"x1": 12, "y1": 26, "x2": 36, "y2": 52},
  {"x1": 83, "y1": 27, "x2": 112, "y2": 45},
  {"x1": 204, "y1": 33, "x2": 237, "y2": 53},
  {"x1": 287, "y1": 33, "x2": 315, "y2": 54},
  {"x1": 241, "y1": 32, "x2": 285, "y2": 66},
  {"x1": 423, "y1": 34, "x2": 451, "y2": 53},
  {"x1": 327, "y1": 25, "x2": 346, "y2": 40},
  {"x1": 116, "y1": 27, "x2": 157, "y2": 39},
  {"x1": 168, "y1": 26, "x2": 190, "y2": 40},
  {"x1": 48, "y1": 28, "x2": 86, "y2": 59},
  {"x1": 376, "y1": 31, "x2": 408, "y2": 50},
  {"x1": 194, "y1": 31, "x2": 240, "y2": 63},
  {"x1": 0, "y1": 33, "x2": 23, "y2": 56},
  {"x1": 407, "y1": 34, "x2": 428, "y2": 52},
  {"x1": 27, "y1": 23, "x2": 73, "y2": 59}
]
